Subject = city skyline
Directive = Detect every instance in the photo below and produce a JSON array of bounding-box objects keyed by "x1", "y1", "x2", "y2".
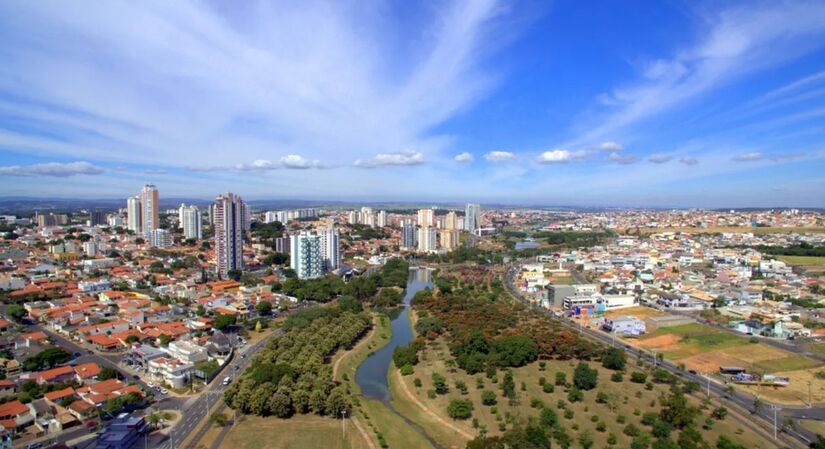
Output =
[{"x1": 1, "y1": 1, "x2": 824, "y2": 207}]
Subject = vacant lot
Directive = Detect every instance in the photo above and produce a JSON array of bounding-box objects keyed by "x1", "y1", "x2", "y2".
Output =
[
  {"x1": 218, "y1": 414, "x2": 370, "y2": 449},
  {"x1": 624, "y1": 226, "x2": 825, "y2": 236},
  {"x1": 629, "y1": 322, "x2": 825, "y2": 405},
  {"x1": 604, "y1": 306, "x2": 665, "y2": 320}
]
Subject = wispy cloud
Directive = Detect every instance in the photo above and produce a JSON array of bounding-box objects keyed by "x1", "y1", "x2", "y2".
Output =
[
  {"x1": 571, "y1": 1, "x2": 825, "y2": 145},
  {"x1": 732, "y1": 152, "x2": 764, "y2": 162},
  {"x1": 535, "y1": 149, "x2": 586, "y2": 164},
  {"x1": 679, "y1": 156, "x2": 699, "y2": 165},
  {"x1": 0, "y1": 161, "x2": 104, "y2": 177},
  {"x1": 454, "y1": 152, "x2": 474, "y2": 163},
  {"x1": 606, "y1": 152, "x2": 638, "y2": 165},
  {"x1": 598, "y1": 141, "x2": 624, "y2": 152},
  {"x1": 648, "y1": 154, "x2": 673, "y2": 163},
  {"x1": 485, "y1": 150, "x2": 517, "y2": 162},
  {"x1": 189, "y1": 154, "x2": 327, "y2": 172},
  {"x1": 0, "y1": 1, "x2": 513, "y2": 169},
  {"x1": 354, "y1": 151, "x2": 424, "y2": 168}
]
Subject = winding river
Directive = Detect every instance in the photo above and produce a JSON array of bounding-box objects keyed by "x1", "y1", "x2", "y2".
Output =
[{"x1": 355, "y1": 267, "x2": 441, "y2": 447}]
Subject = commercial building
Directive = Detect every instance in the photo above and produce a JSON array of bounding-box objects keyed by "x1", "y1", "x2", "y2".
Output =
[
  {"x1": 290, "y1": 231, "x2": 324, "y2": 279},
  {"x1": 95, "y1": 415, "x2": 148, "y2": 449},
  {"x1": 547, "y1": 284, "x2": 598, "y2": 309},
  {"x1": 214, "y1": 193, "x2": 246, "y2": 277},
  {"x1": 464, "y1": 203, "x2": 481, "y2": 232},
  {"x1": 179, "y1": 205, "x2": 202, "y2": 240},
  {"x1": 401, "y1": 220, "x2": 417, "y2": 250},
  {"x1": 417, "y1": 226, "x2": 437, "y2": 253}
]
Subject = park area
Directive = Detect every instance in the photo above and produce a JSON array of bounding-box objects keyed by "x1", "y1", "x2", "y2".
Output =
[
  {"x1": 390, "y1": 337, "x2": 782, "y2": 449},
  {"x1": 630, "y1": 323, "x2": 825, "y2": 405}
]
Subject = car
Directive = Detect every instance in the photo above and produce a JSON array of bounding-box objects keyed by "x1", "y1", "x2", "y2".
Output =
[
  {"x1": 87, "y1": 350, "x2": 94, "y2": 354},
  {"x1": 147, "y1": 382, "x2": 155, "y2": 388},
  {"x1": 222, "y1": 376, "x2": 232, "y2": 385},
  {"x1": 26, "y1": 443, "x2": 42, "y2": 449},
  {"x1": 688, "y1": 370, "x2": 697, "y2": 375},
  {"x1": 160, "y1": 389, "x2": 168, "y2": 395},
  {"x1": 132, "y1": 375, "x2": 140, "y2": 380}
]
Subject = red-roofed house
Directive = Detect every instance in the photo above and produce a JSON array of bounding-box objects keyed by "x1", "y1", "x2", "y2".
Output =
[{"x1": 0, "y1": 399, "x2": 34, "y2": 431}]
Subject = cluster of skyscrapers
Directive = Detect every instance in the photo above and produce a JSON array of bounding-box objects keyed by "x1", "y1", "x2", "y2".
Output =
[
  {"x1": 264, "y1": 208, "x2": 318, "y2": 225},
  {"x1": 347, "y1": 207, "x2": 387, "y2": 228},
  {"x1": 400, "y1": 203, "x2": 481, "y2": 253}
]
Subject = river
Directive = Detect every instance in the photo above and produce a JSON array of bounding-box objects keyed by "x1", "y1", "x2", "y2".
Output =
[{"x1": 355, "y1": 267, "x2": 432, "y2": 401}]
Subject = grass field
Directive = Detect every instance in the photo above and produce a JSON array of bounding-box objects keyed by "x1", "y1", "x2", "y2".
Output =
[
  {"x1": 629, "y1": 321, "x2": 825, "y2": 405},
  {"x1": 218, "y1": 414, "x2": 369, "y2": 449},
  {"x1": 622, "y1": 226, "x2": 825, "y2": 236},
  {"x1": 777, "y1": 256, "x2": 825, "y2": 267},
  {"x1": 391, "y1": 337, "x2": 782, "y2": 449}
]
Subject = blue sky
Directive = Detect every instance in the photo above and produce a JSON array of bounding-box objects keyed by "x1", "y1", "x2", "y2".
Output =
[{"x1": 1, "y1": 0, "x2": 824, "y2": 207}]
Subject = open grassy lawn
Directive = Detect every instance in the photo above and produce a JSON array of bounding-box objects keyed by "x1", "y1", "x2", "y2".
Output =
[
  {"x1": 754, "y1": 355, "x2": 823, "y2": 372},
  {"x1": 218, "y1": 414, "x2": 369, "y2": 449},
  {"x1": 777, "y1": 256, "x2": 825, "y2": 266},
  {"x1": 391, "y1": 338, "x2": 780, "y2": 449}
]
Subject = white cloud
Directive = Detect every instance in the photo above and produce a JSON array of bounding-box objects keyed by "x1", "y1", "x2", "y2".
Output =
[
  {"x1": 0, "y1": 1, "x2": 512, "y2": 169},
  {"x1": 354, "y1": 150, "x2": 424, "y2": 168},
  {"x1": 279, "y1": 154, "x2": 323, "y2": 169},
  {"x1": 188, "y1": 154, "x2": 327, "y2": 172},
  {"x1": 648, "y1": 154, "x2": 673, "y2": 163},
  {"x1": 732, "y1": 152, "x2": 764, "y2": 162},
  {"x1": 598, "y1": 141, "x2": 624, "y2": 152},
  {"x1": 454, "y1": 152, "x2": 474, "y2": 163},
  {"x1": 0, "y1": 161, "x2": 104, "y2": 177},
  {"x1": 679, "y1": 156, "x2": 699, "y2": 165},
  {"x1": 606, "y1": 152, "x2": 638, "y2": 165},
  {"x1": 484, "y1": 150, "x2": 517, "y2": 162},
  {"x1": 536, "y1": 149, "x2": 586, "y2": 164}
]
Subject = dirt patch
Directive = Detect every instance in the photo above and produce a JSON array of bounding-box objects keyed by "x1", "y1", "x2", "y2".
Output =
[
  {"x1": 605, "y1": 306, "x2": 664, "y2": 320},
  {"x1": 719, "y1": 344, "x2": 788, "y2": 363},
  {"x1": 636, "y1": 334, "x2": 680, "y2": 350},
  {"x1": 681, "y1": 352, "x2": 743, "y2": 373}
]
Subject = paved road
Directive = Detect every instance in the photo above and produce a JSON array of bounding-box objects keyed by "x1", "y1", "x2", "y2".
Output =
[
  {"x1": 505, "y1": 263, "x2": 819, "y2": 447},
  {"x1": 154, "y1": 328, "x2": 283, "y2": 449}
]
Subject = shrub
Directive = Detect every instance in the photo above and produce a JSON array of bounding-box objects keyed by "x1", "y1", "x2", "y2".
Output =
[
  {"x1": 611, "y1": 372, "x2": 624, "y2": 382},
  {"x1": 564, "y1": 409, "x2": 574, "y2": 419},
  {"x1": 602, "y1": 347, "x2": 627, "y2": 370},
  {"x1": 432, "y1": 373, "x2": 448, "y2": 394},
  {"x1": 481, "y1": 390, "x2": 497, "y2": 406},
  {"x1": 542, "y1": 383, "x2": 554, "y2": 394},
  {"x1": 427, "y1": 389, "x2": 436, "y2": 399},
  {"x1": 623, "y1": 423, "x2": 640, "y2": 437},
  {"x1": 447, "y1": 399, "x2": 474, "y2": 420},
  {"x1": 555, "y1": 371, "x2": 567, "y2": 386},
  {"x1": 399, "y1": 364, "x2": 414, "y2": 376},
  {"x1": 567, "y1": 386, "x2": 583, "y2": 403},
  {"x1": 413, "y1": 378, "x2": 422, "y2": 388},
  {"x1": 630, "y1": 371, "x2": 647, "y2": 383}
]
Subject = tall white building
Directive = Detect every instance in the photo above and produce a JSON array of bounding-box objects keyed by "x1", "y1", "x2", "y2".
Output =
[
  {"x1": 348, "y1": 210, "x2": 359, "y2": 225},
  {"x1": 290, "y1": 231, "x2": 324, "y2": 279},
  {"x1": 377, "y1": 210, "x2": 387, "y2": 227},
  {"x1": 214, "y1": 193, "x2": 246, "y2": 277},
  {"x1": 179, "y1": 205, "x2": 202, "y2": 240},
  {"x1": 126, "y1": 196, "x2": 141, "y2": 234},
  {"x1": 318, "y1": 226, "x2": 340, "y2": 271},
  {"x1": 417, "y1": 209, "x2": 435, "y2": 228},
  {"x1": 445, "y1": 211, "x2": 458, "y2": 230},
  {"x1": 464, "y1": 203, "x2": 481, "y2": 232},
  {"x1": 417, "y1": 226, "x2": 437, "y2": 253},
  {"x1": 147, "y1": 229, "x2": 173, "y2": 248}
]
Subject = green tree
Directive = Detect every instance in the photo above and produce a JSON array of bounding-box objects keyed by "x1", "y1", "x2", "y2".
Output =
[
  {"x1": 573, "y1": 362, "x2": 598, "y2": 390},
  {"x1": 7, "y1": 304, "x2": 26, "y2": 322},
  {"x1": 494, "y1": 335, "x2": 538, "y2": 367},
  {"x1": 255, "y1": 300, "x2": 273, "y2": 315},
  {"x1": 433, "y1": 372, "x2": 449, "y2": 395},
  {"x1": 481, "y1": 390, "x2": 497, "y2": 406},
  {"x1": 659, "y1": 389, "x2": 698, "y2": 429},
  {"x1": 214, "y1": 313, "x2": 237, "y2": 330},
  {"x1": 602, "y1": 347, "x2": 627, "y2": 370}
]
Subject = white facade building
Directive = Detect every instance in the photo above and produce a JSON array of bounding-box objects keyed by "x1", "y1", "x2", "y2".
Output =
[{"x1": 290, "y1": 231, "x2": 324, "y2": 279}]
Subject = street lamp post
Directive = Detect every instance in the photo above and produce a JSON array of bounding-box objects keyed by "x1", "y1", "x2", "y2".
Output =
[{"x1": 771, "y1": 405, "x2": 781, "y2": 440}]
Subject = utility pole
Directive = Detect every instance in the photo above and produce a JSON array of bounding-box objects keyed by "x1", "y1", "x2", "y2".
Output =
[
  {"x1": 771, "y1": 405, "x2": 781, "y2": 440},
  {"x1": 705, "y1": 373, "x2": 710, "y2": 398},
  {"x1": 809, "y1": 381, "x2": 813, "y2": 408},
  {"x1": 341, "y1": 410, "x2": 347, "y2": 442}
]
